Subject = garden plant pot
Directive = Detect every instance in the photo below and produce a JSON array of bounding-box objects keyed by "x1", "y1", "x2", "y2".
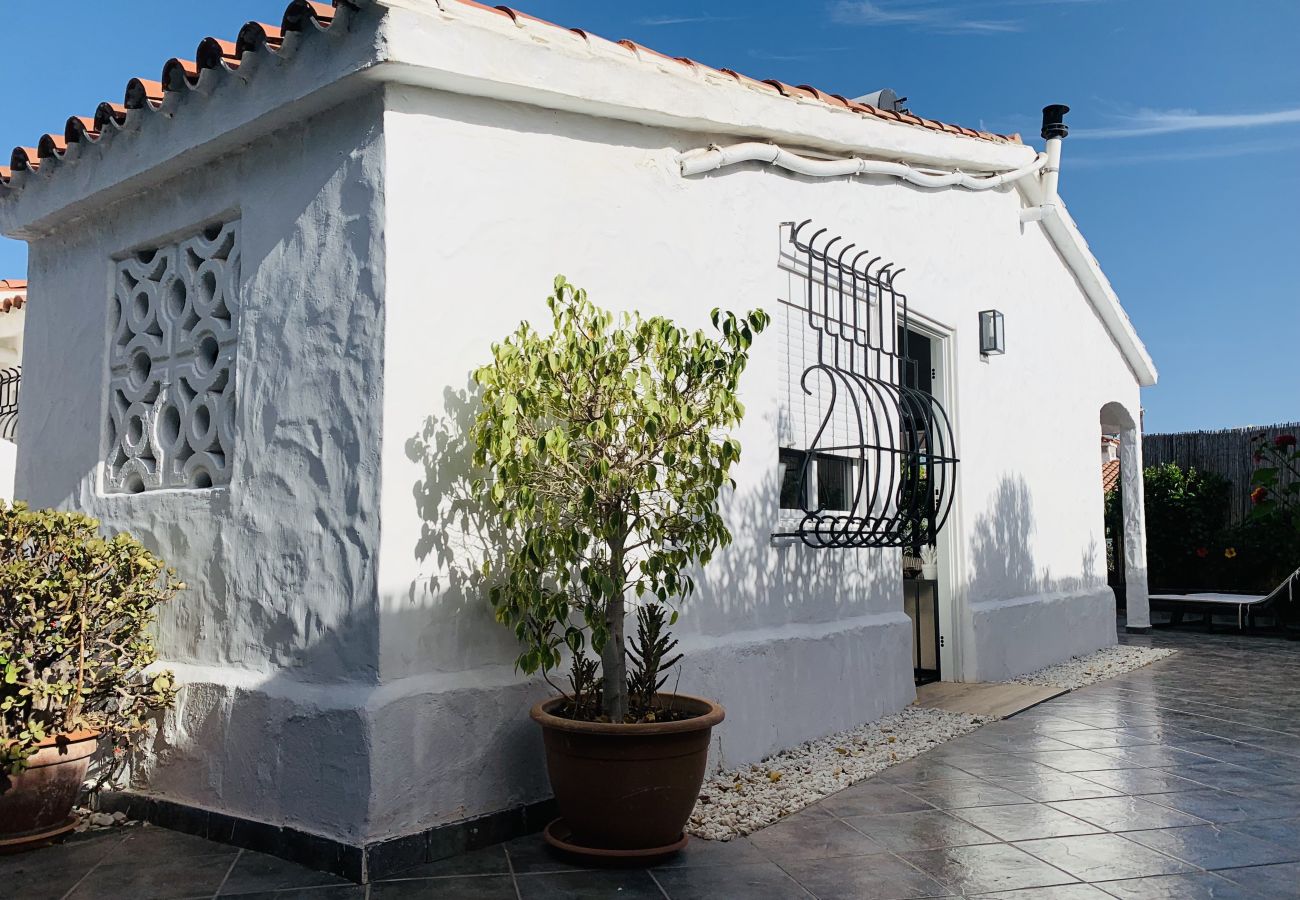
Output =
[
  {"x1": 530, "y1": 693, "x2": 724, "y2": 860},
  {"x1": 0, "y1": 730, "x2": 98, "y2": 853}
]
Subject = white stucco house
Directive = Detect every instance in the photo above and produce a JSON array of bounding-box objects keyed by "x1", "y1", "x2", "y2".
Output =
[{"x1": 0, "y1": 0, "x2": 1155, "y2": 880}]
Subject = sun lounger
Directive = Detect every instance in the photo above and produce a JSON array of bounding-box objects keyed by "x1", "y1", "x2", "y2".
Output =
[{"x1": 1149, "y1": 567, "x2": 1299, "y2": 631}]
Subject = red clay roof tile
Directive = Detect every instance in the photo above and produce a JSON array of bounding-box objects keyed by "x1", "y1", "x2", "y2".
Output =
[
  {"x1": 0, "y1": 279, "x2": 26, "y2": 314},
  {"x1": 0, "y1": 0, "x2": 1018, "y2": 193}
]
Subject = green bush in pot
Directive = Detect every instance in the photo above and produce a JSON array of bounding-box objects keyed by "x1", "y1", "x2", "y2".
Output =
[
  {"x1": 0, "y1": 502, "x2": 182, "y2": 847},
  {"x1": 469, "y1": 277, "x2": 765, "y2": 854}
]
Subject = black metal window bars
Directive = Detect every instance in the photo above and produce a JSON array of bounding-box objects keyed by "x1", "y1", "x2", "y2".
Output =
[
  {"x1": 774, "y1": 220, "x2": 958, "y2": 549},
  {"x1": 0, "y1": 366, "x2": 19, "y2": 442}
]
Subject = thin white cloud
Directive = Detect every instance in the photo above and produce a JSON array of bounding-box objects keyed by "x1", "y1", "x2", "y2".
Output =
[
  {"x1": 1068, "y1": 136, "x2": 1300, "y2": 167},
  {"x1": 635, "y1": 14, "x2": 740, "y2": 26},
  {"x1": 1075, "y1": 106, "x2": 1300, "y2": 139},
  {"x1": 830, "y1": 1, "x2": 1022, "y2": 32}
]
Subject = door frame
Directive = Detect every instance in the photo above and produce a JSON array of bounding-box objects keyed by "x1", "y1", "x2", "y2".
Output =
[{"x1": 901, "y1": 310, "x2": 964, "y2": 681}]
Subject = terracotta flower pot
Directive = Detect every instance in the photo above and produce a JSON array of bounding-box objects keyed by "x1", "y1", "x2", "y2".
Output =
[
  {"x1": 0, "y1": 730, "x2": 99, "y2": 853},
  {"x1": 530, "y1": 693, "x2": 724, "y2": 857}
]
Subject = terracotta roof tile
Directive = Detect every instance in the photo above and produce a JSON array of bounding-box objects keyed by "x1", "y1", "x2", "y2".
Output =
[
  {"x1": 0, "y1": 0, "x2": 1018, "y2": 191},
  {"x1": 0, "y1": 279, "x2": 26, "y2": 314},
  {"x1": 1102, "y1": 458, "x2": 1121, "y2": 494}
]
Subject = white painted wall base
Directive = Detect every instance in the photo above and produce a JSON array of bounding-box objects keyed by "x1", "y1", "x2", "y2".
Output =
[
  {"x1": 142, "y1": 612, "x2": 912, "y2": 846},
  {"x1": 967, "y1": 588, "x2": 1117, "y2": 682}
]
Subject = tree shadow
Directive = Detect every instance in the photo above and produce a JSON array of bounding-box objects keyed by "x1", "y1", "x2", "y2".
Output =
[{"x1": 969, "y1": 473, "x2": 1104, "y2": 602}]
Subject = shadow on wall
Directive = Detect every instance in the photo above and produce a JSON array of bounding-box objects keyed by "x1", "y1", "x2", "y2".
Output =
[
  {"x1": 968, "y1": 474, "x2": 1102, "y2": 603},
  {"x1": 406, "y1": 389, "x2": 904, "y2": 650}
]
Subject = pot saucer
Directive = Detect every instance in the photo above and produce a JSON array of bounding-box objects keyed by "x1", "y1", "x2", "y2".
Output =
[
  {"x1": 542, "y1": 818, "x2": 688, "y2": 864},
  {"x1": 0, "y1": 816, "x2": 77, "y2": 854}
]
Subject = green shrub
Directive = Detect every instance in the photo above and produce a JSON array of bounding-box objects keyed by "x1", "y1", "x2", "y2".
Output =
[
  {"x1": 0, "y1": 502, "x2": 183, "y2": 776},
  {"x1": 1140, "y1": 463, "x2": 1232, "y2": 590}
]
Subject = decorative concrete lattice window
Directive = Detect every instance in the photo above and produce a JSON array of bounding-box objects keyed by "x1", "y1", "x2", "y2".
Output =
[{"x1": 104, "y1": 220, "x2": 240, "y2": 493}]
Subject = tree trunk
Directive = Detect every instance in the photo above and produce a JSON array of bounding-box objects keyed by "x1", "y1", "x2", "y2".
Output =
[{"x1": 600, "y1": 535, "x2": 629, "y2": 722}]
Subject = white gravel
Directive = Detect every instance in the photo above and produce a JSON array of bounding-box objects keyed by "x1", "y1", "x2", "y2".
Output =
[
  {"x1": 688, "y1": 706, "x2": 988, "y2": 840},
  {"x1": 689, "y1": 643, "x2": 1178, "y2": 840},
  {"x1": 1008, "y1": 645, "x2": 1176, "y2": 690}
]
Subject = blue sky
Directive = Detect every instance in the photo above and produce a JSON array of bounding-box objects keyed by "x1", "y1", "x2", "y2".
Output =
[{"x1": 1, "y1": 0, "x2": 1296, "y2": 433}]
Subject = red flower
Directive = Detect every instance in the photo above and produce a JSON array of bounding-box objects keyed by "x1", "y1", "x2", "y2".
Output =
[
  {"x1": 1275, "y1": 434, "x2": 1297, "y2": 448},
  {"x1": 1253, "y1": 451, "x2": 1265, "y2": 463},
  {"x1": 1252, "y1": 486, "x2": 1269, "y2": 504},
  {"x1": 1195, "y1": 547, "x2": 1209, "y2": 559}
]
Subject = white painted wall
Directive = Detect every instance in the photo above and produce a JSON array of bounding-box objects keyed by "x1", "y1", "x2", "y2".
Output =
[
  {"x1": 374, "y1": 83, "x2": 1142, "y2": 832},
  {"x1": 12, "y1": 95, "x2": 390, "y2": 844},
  {"x1": 0, "y1": 0, "x2": 1149, "y2": 850}
]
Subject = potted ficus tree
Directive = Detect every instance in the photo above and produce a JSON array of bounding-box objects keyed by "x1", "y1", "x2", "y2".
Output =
[
  {"x1": 470, "y1": 276, "x2": 766, "y2": 858},
  {"x1": 0, "y1": 502, "x2": 182, "y2": 850}
]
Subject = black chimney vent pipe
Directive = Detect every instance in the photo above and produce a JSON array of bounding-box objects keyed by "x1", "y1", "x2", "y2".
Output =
[{"x1": 1041, "y1": 104, "x2": 1070, "y2": 140}]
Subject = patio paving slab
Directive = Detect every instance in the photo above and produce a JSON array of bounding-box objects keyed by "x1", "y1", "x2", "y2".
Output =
[
  {"x1": 8, "y1": 624, "x2": 1300, "y2": 898},
  {"x1": 948, "y1": 802, "x2": 1104, "y2": 842},
  {"x1": 898, "y1": 843, "x2": 1078, "y2": 894},
  {"x1": 839, "y1": 808, "x2": 1000, "y2": 852},
  {"x1": 1011, "y1": 833, "x2": 1196, "y2": 882},
  {"x1": 1122, "y1": 823, "x2": 1300, "y2": 870},
  {"x1": 1044, "y1": 795, "x2": 1208, "y2": 831},
  {"x1": 1092, "y1": 871, "x2": 1259, "y2": 899}
]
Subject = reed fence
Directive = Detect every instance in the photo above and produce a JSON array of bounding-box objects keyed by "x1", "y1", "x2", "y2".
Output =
[{"x1": 1144, "y1": 421, "x2": 1300, "y2": 523}]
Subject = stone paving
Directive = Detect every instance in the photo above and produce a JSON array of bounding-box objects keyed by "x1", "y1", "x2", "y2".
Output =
[{"x1": 5, "y1": 626, "x2": 1299, "y2": 898}]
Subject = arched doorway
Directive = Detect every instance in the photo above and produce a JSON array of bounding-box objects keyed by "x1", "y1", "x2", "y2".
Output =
[{"x1": 1101, "y1": 401, "x2": 1151, "y2": 633}]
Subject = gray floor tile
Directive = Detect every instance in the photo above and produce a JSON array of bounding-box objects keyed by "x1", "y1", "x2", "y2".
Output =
[
  {"x1": 898, "y1": 780, "x2": 1034, "y2": 810},
  {"x1": 780, "y1": 852, "x2": 951, "y2": 899},
  {"x1": 0, "y1": 833, "x2": 128, "y2": 900},
  {"x1": 656, "y1": 834, "x2": 770, "y2": 868},
  {"x1": 516, "y1": 869, "x2": 665, "y2": 899},
  {"x1": 983, "y1": 773, "x2": 1124, "y2": 803},
  {"x1": 900, "y1": 843, "x2": 1076, "y2": 894},
  {"x1": 748, "y1": 815, "x2": 884, "y2": 861},
  {"x1": 65, "y1": 852, "x2": 237, "y2": 900},
  {"x1": 1091, "y1": 871, "x2": 1258, "y2": 899},
  {"x1": 1138, "y1": 788, "x2": 1297, "y2": 824},
  {"x1": 819, "y1": 782, "x2": 938, "y2": 816},
  {"x1": 1013, "y1": 833, "x2": 1195, "y2": 882},
  {"x1": 1046, "y1": 796, "x2": 1207, "y2": 831},
  {"x1": 380, "y1": 845, "x2": 511, "y2": 880},
  {"x1": 1214, "y1": 861, "x2": 1300, "y2": 896},
  {"x1": 229, "y1": 889, "x2": 365, "y2": 900},
  {"x1": 970, "y1": 733, "x2": 1089, "y2": 754},
  {"x1": 949, "y1": 803, "x2": 1102, "y2": 842},
  {"x1": 1095, "y1": 745, "x2": 1220, "y2": 768},
  {"x1": 503, "y1": 835, "x2": 591, "y2": 873},
  {"x1": 117, "y1": 824, "x2": 240, "y2": 860},
  {"x1": 971, "y1": 886, "x2": 1114, "y2": 899},
  {"x1": 218, "y1": 850, "x2": 349, "y2": 894},
  {"x1": 1074, "y1": 769, "x2": 1207, "y2": 796},
  {"x1": 1123, "y1": 824, "x2": 1300, "y2": 870},
  {"x1": 841, "y1": 809, "x2": 999, "y2": 852},
  {"x1": 1223, "y1": 815, "x2": 1300, "y2": 847},
  {"x1": 653, "y1": 861, "x2": 812, "y2": 899},
  {"x1": 1021, "y1": 750, "x2": 1143, "y2": 774},
  {"x1": 372, "y1": 876, "x2": 514, "y2": 899}
]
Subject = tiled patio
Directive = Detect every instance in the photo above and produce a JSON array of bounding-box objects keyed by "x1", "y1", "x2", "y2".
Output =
[{"x1": 6, "y1": 626, "x2": 1299, "y2": 899}]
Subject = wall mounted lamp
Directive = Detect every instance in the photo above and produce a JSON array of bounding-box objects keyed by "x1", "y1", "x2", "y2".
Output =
[{"x1": 979, "y1": 309, "x2": 1005, "y2": 356}]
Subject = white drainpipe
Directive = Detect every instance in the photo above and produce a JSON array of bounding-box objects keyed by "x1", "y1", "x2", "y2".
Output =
[{"x1": 1020, "y1": 104, "x2": 1070, "y2": 224}]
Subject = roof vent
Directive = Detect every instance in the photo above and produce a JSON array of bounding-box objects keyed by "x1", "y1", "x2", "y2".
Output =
[{"x1": 851, "y1": 89, "x2": 908, "y2": 113}]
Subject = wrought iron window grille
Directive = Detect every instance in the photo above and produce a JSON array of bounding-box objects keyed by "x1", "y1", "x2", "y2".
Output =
[
  {"x1": 774, "y1": 220, "x2": 958, "y2": 549},
  {"x1": 0, "y1": 366, "x2": 19, "y2": 442}
]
